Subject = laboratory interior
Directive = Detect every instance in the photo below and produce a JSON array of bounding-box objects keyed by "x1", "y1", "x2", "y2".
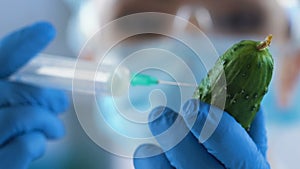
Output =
[{"x1": 0, "y1": 0, "x2": 300, "y2": 169}]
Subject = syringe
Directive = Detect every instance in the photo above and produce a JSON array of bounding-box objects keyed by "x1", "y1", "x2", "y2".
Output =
[{"x1": 9, "y1": 54, "x2": 197, "y2": 96}]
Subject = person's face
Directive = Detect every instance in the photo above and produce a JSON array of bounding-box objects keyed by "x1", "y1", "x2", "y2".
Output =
[{"x1": 111, "y1": 0, "x2": 288, "y2": 40}]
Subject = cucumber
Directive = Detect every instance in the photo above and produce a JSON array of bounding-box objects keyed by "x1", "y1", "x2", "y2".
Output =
[{"x1": 194, "y1": 35, "x2": 274, "y2": 129}]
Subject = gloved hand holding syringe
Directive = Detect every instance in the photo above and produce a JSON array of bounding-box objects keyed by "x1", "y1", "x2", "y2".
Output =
[{"x1": 9, "y1": 54, "x2": 197, "y2": 96}]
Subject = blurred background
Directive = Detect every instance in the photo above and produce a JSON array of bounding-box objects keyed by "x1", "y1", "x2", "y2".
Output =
[{"x1": 0, "y1": 0, "x2": 300, "y2": 168}]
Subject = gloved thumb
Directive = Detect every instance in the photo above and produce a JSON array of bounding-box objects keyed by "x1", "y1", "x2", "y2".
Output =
[
  {"x1": 181, "y1": 99, "x2": 270, "y2": 169},
  {"x1": 0, "y1": 22, "x2": 56, "y2": 78}
]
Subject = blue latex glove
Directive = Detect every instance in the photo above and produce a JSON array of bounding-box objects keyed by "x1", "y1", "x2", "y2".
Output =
[
  {"x1": 134, "y1": 99, "x2": 270, "y2": 169},
  {"x1": 0, "y1": 22, "x2": 69, "y2": 169}
]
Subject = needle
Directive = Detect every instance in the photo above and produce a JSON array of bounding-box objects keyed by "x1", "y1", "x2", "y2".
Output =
[
  {"x1": 158, "y1": 80, "x2": 197, "y2": 87},
  {"x1": 130, "y1": 74, "x2": 197, "y2": 87}
]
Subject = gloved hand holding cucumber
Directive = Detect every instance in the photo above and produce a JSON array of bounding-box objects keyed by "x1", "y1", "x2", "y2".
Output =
[{"x1": 134, "y1": 35, "x2": 273, "y2": 169}]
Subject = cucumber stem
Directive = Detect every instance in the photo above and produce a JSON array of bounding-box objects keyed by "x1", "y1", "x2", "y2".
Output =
[{"x1": 257, "y1": 34, "x2": 273, "y2": 51}]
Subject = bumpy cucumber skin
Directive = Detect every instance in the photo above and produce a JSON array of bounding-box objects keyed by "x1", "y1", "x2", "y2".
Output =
[{"x1": 194, "y1": 40, "x2": 273, "y2": 129}]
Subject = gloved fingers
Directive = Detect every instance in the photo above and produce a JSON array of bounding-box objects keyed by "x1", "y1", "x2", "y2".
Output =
[
  {"x1": 182, "y1": 99, "x2": 270, "y2": 169},
  {"x1": 0, "y1": 106, "x2": 65, "y2": 145},
  {"x1": 133, "y1": 144, "x2": 174, "y2": 169},
  {"x1": 0, "y1": 81, "x2": 69, "y2": 114},
  {"x1": 0, "y1": 22, "x2": 56, "y2": 78},
  {"x1": 248, "y1": 108, "x2": 268, "y2": 157},
  {"x1": 0, "y1": 131, "x2": 46, "y2": 169},
  {"x1": 148, "y1": 106, "x2": 224, "y2": 169}
]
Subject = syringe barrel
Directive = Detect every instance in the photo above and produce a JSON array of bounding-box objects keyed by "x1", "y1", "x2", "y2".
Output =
[{"x1": 9, "y1": 54, "x2": 130, "y2": 96}]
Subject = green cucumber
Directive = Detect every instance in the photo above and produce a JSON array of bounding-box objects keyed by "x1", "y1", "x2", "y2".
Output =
[{"x1": 194, "y1": 35, "x2": 274, "y2": 129}]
